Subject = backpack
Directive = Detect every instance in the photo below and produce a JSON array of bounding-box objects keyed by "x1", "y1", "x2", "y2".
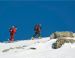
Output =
[{"x1": 35, "y1": 25, "x2": 41, "y2": 32}]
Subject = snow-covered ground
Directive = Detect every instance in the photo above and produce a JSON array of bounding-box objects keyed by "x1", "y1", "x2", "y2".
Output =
[{"x1": 0, "y1": 37, "x2": 75, "y2": 58}]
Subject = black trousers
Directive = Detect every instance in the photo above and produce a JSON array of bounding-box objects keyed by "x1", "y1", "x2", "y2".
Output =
[{"x1": 33, "y1": 32, "x2": 41, "y2": 38}]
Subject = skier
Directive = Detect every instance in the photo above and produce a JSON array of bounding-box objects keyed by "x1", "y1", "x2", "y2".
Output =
[
  {"x1": 9, "y1": 26, "x2": 17, "y2": 42},
  {"x1": 32, "y1": 24, "x2": 41, "y2": 40}
]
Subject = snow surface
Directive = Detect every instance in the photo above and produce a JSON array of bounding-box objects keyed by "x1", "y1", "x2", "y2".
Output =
[{"x1": 0, "y1": 37, "x2": 75, "y2": 58}]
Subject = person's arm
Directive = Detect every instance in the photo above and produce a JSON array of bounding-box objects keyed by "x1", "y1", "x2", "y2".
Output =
[
  {"x1": 16, "y1": 28, "x2": 17, "y2": 30},
  {"x1": 9, "y1": 28, "x2": 12, "y2": 32}
]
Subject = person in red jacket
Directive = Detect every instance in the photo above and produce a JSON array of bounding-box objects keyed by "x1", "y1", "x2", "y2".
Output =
[
  {"x1": 32, "y1": 24, "x2": 41, "y2": 39},
  {"x1": 9, "y1": 26, "x2": 17, "y2": 42}
]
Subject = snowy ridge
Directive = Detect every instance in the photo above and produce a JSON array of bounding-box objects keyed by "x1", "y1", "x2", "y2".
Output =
[{"x1": 0, "y1": 37, "x2": 75, "y2": 58}]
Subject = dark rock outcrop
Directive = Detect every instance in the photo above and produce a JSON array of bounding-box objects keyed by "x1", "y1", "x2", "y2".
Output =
[{"x1": 50, "y1": 31, "x2": 73, "y2": 39}]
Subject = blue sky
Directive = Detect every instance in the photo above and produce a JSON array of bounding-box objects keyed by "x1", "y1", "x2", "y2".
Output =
[{"x1": 0, "y1": 1, "x2": 75, "y2": 41}]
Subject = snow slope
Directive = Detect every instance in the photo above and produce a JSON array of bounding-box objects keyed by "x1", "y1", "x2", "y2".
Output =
[{"x1": 0, "y1": 37, "x2": 75, "y2": 58}]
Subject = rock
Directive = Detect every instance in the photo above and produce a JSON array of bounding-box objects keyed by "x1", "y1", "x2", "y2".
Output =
[
  {"x1": 52, "y1": 37, "x2": 75, "y2": 49},
  {"x1": 50, "y1": 31, "x2": 73, "y2": 39},
  {"x1": 30, "y1": 47, "x2": 36, "y2": 50},
  {"x1": 73, "y1": 33, "x2": 75, "y2": 37},
  {"x1": 52, "y1": 38, "x2": 65, "y2": 49}
]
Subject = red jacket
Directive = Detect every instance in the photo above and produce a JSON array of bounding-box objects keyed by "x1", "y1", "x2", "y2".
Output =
[{"x1": 10, "y1": 28, "x2": 16, "y2": 33}]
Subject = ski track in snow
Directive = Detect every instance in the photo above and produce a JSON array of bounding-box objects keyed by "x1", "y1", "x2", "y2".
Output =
[{"x1": 0, "y1": 37, "x2": 75, "y2": 58}]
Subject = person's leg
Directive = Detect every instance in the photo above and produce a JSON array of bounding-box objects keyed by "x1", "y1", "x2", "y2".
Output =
[
  {"x1": 37, "y1": 32, "x2": 41, "y2": 39},
  {"x1": 32, "y1": 32, "x2": 37, "y2": 40},
  {"x1": 12, "y1": 34, "x2": 14, "y2": 41},
  {"x1": 33, "y1": 33, "x2": 36, "y2": 38},
  {"x1": 10, "y1": 33, "x2": 14, "y2": 42}
]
